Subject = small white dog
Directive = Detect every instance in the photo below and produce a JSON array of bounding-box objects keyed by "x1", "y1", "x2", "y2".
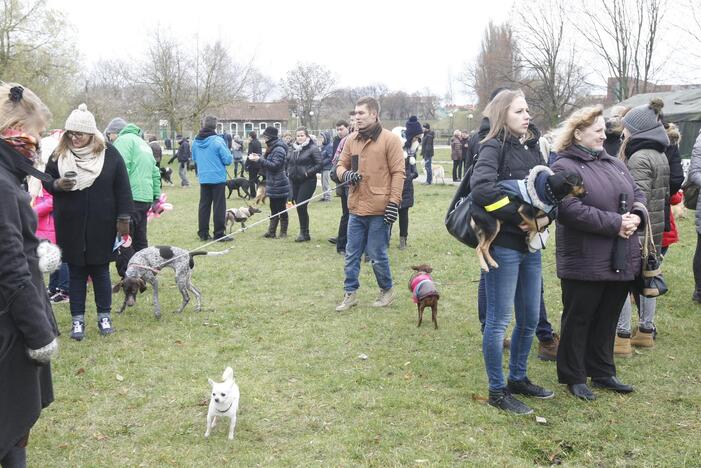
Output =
[{"x1": 205, "y1": 367, "x2": 240, "y2": 440}]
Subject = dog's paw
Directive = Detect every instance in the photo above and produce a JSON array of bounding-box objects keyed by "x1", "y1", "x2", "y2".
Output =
[{"x1": 228, "y1": 434, "x2": 234, "y2": 440}]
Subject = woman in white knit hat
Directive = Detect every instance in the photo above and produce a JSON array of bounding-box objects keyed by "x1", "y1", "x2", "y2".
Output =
[{"x1": 43, "y1": 103, "x2": 133, "y2": 340}]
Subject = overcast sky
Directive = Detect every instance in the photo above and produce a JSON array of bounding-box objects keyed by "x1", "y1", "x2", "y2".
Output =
[{"x1": 49, "y1": 0, "x2": 513, "y2": 103}]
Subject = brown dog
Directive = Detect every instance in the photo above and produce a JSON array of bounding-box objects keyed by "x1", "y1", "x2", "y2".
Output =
[
  {"x1": 408, "y1": 264, "x2": 440, "y2": 329},
  {"x1": 255, "y1": 181, "x2": 267, "y2": 205}
]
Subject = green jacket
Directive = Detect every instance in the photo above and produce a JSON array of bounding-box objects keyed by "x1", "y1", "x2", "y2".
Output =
[{"x1": 113, "y1": 124, "x2": 161, "y2": 203}]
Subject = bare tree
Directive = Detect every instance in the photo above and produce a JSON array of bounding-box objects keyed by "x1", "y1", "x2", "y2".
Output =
[
  {"x1": 514, "y1": 0, "x2": 589, "y2": 128},
  {"x1": 574, "y1": 0, "x2": 666, "y2": 101},
  {"x1": 282, "y1": 62, "x2": 336, "y2": 128},
  {"x1": 243, "y1": 68, "x2": 276, "y2": 102}
]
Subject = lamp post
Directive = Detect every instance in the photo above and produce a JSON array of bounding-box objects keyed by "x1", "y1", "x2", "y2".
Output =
[
  {"x1": 467, "y1": 113, "x2": 474, "y2": 132},
  {"x1": 309, "y1": 111, "x2": 315, "y2": 131},
  {"x1": 449, "y1": 112, "x2": 454, "y2": 138}
]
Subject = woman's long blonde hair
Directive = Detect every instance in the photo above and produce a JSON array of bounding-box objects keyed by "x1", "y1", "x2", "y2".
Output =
[
  {"x1": 481, "y1": 89, "x2": 533, "y2": 143},
  {"x1": 0, "y1": 82, "x2": 51, "y2": 139},
  {"x1": 54, "y1": 129, "x2": 106, "y2": 159},
  {"x1": 552, "y1": 105, "x2": 604, "y2": 152}
]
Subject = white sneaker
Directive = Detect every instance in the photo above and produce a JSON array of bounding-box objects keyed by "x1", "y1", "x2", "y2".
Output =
[
  {"x1": 335, "y1": 292, "x2": 358, "y2": 312},
  {"x1": 371, "y1": 288, "x2": 396, "y2": 308}
]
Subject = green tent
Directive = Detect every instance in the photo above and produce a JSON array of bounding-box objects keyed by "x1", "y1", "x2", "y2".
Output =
[{"x1": 607, "y1": 88, "x2": 701, "y2": 158}]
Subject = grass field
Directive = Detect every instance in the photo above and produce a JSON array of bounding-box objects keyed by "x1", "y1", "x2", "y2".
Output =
[{"x1": 31, "y1": 156, "x2": 701, "y2": 466}]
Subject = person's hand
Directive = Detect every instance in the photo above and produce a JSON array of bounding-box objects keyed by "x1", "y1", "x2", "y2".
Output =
[
  {"x1": 53, "y1": 177, "x2": 76, "y2": 191},
  {"x1": 384, "y1": 202, "x2": 399, "y2": 224},
  {"x1": 248, "y1": 154, "x2": 260, "y2": 162},
  {"x1": 618, "y1": 213, "x2": 640, "y2": 238},
  {"x1": 518, "y1": 215, "x2": 549, "y2": 233},
  {"x1": 343, "y1": 170, "x2": 362, "y2": 185},
  {"x1": 117, "y1": 217, "x2": 130, "y2": 236}
]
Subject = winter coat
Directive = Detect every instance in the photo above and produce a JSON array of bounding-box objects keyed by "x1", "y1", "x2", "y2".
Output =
[
  {"x1": 450, "y1": 136, "x2": 463, "y2": 161},
  {"x1": 470, "y1": 125, "x2": 544, "y2": 252},
  {"x1": 421, "y1": 130, "x2": 434, "y2": 158},
  {"x1": 336, "y1": 128, "x2": 405, "y2": 216},
  {"x1": 604, "y1": 131, "x2": 622, "y2": 158},
  {"x1": 232, "y1": 140, "x2": 244, "y2": 161},
  {"x1": 33, "y1": 188, "x2": 55, "y2": 243},
  {"x1": 0, "y1": 141, "x2": 58, "y2": 459},
  {"x1": 176, "y1": 138, "x2": 191, "y2": 163},
  {"x1": 662, "y1": 191, "x2": 681, "y2": 248},
  {"x1": 287, "y1": 140, "x2": 322, "y2": 182},
  {"x1": 113, "y1": 124, "x2": 161, "y2": 203},
  {"x1": 192, "y1": 133, "x2": 233, "y2": 185},
  {"x1": 401, "y1": 157, "x2": 419, "y2": 208},
  {"x1": 688, "y1": 130, "x2": 701, "y2": 235},
  {"x1": 626, "y1": 140, "x2": 670, "y2": 251},
  {"x1": 149, "y1": 141, "x2": 163, "y2": 165},
  {"x1": 552, "y1": 145, "x2": 646, "y2": 282},
  {"x1": 248, "y1": 138, "x2": 262, "y2": 156},
  {"x1": 251, "y1": 138, "x2": 289, "y2": 199},
  {"x1": 320, "y1": 132, "x2": 334, "y2": 171},
  {"x1": 468, "y1": 117, "x2": 491, "y2": 160},
  {"x1": 44, "y1": 144, "x2": 134, "y2": 266}
]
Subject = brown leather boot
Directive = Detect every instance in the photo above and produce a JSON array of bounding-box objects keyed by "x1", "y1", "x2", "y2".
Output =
[
  {"x1": 614, "y1": 334, "x2": 633, "y2": 357},
  {"x1": 537, "y1": 333, "x2": 559, "y2": 361},
  {"x1": 631, "y1": 327, "x2": 655, "y2": 348}
]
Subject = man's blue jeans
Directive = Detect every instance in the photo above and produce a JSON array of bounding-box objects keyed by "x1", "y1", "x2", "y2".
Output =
[
  {"x1": 482, "y1": 246, "x2": 542, "y2": 391},
  {"x1": 344, "y1": 214, "x2": 392, "y2": 292},
  {"x1": 424, "y1": 157, "x2": 433, "y2": 184}
]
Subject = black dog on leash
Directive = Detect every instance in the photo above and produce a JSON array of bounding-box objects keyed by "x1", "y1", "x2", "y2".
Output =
[
  {"x1": 160, "y1": 166, "x2": 174, "y2": 185},
  {"x1": 226, "y1": 177, "x2": 251, "y2": 200}
]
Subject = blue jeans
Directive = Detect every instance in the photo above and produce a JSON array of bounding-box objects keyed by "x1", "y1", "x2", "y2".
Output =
[
  {"x1": 483, "y1": 246, "x2": 542, "y2": 391},
  {"x1": 68, "y1": 263, "x2": 112, "y2": 319},
  {"x1": 49, "y1": 262, "x2": 70, "y2": 293},
  {"x1": 478, "y1": 273, "x2": 554, "y2": 342},
  {"x1": 344, "y1": 214, "x2": 392, "y2": 292},
  {"x1": 424, "y1": 157, "x2": 433, "y2": 184}
]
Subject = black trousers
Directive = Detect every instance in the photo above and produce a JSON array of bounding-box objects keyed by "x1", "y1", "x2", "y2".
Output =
[
  {"x1": 337, "y1": 186, "x2": 349, "y2": 252},
  {"x1": 557, "y1": 279, "x2": 631, "y2": 384},
  {"x1": 131, "y1": 201, "x2": 151, "y2": 252},
  {"x1": 198, "y1": 183, "x2": 226, "y2": 239},
  {"x1": 694, "y1": 233, "x2": 701, "y2": 292},
  {"x1": 269, "y1": 197, "x2": 288, "y2": 223},
  {"x1": 248, "y1": 168, "x2": 258, "y2": 198},
  {"x1": 292, "y1": 178, "x2": 316, "y2": 234},
  {"x1": 398, "y1": 207, "x2": 409, "y2": 237},
  {"x1": 452, "y1": 160, "x2": 462, "y2": 181}
]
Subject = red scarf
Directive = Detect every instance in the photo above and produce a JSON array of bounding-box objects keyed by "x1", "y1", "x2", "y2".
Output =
[{"x1": 0, "y1": 128, "x2": 39, "y2": 162}]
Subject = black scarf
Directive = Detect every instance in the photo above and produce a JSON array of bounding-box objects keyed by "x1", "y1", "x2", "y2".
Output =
[
  {"x1": 624, "y1": 138, "x2": 667, "y2": 159},
  {"x1": 356, "y1": 121, "x2": 383, "y2": 142},
  {"x1": 196, "y1": 128, "x2": 217, "y2": 140}
]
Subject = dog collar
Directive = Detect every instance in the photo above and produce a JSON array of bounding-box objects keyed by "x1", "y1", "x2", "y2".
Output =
[{"x1": 215, "y1": 400, "x2": 234, "y2": 414}]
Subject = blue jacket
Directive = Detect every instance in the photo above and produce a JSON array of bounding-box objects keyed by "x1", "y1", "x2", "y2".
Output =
[
  {"x1": 192, "y1": 135, "x2": 232, "y2": 184},
  {"x1": 252, "y1": 138, "x2": 289, "y2": 199}
]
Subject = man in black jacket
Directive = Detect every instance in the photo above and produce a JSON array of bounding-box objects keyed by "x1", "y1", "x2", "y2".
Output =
[
  {"x1": 421, "y1": 123, "x2": 434, "y2": 184},
  {"x1": 246, "y1": 131, "x2": 262, "y2": 198}
]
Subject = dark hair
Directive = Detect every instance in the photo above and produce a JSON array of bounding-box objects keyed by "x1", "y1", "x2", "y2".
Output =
[
  {"x1": 335, "y1": 119, "x2": 349, "y2": 128},
  {"x1": 356, "y1": 96, "x2": 380, "y2": 115},
  {"x1": 295, "y1": 126, "x2": 309, "y2": 137},
  {"x1": 249, "y1": 131, "x2": 257, "y2": 138}
]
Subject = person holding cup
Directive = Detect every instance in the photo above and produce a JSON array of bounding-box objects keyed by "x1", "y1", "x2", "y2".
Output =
[{"x1": 44, "y1": 103, "x2": 133, "y2": 340}]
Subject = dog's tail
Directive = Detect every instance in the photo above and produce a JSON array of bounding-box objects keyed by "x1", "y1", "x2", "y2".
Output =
[
  {"x1": 222, "y1": 367, "x2": 234, "y2": 382},
  {"x1": 190, "y1": 249, "x2": 230, "y2": 258}
]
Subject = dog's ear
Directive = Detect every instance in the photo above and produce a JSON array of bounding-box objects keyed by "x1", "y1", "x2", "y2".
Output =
[
  {"x1": 410, "y1": 265, "x2": 421, "y2": 271},
  {"x1": 208, "y1": 378, "x2": 215, "y2": 387},
  {"x1": 112, "y1": 281, "x2": 122, "y2": 293},
  {"x1": 138, "y1": 278, "x2": 147, "y2": 293}
]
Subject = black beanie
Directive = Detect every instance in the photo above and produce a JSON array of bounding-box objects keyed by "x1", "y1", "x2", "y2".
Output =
[
  {"x1": 262, "y1": 126, "x2": 279, "y2": 140},
  {"x1": 405, "y1": 116, "x2": 423, "y2": 142}
]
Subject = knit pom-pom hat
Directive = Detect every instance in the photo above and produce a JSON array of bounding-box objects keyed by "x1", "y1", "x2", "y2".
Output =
[
  {"x1": 405, "y1": 116, "x2": 423, "y2": 143},
  {"x1": 65, "y1": 103, "x2": 98, "y2": 134},
  {"x1": 622, "y1": 98, "x2": 664, "y2": 136}
]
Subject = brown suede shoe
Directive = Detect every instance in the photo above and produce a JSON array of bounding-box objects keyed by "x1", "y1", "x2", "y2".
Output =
[
  {"x1": 614, "y1": 334, "x2": 633, "y2": 357},
  {"x1": 631, "y1": 328, "x2": 655, "y2": 348},
  {"x1": 537, "y1": 333, "x2": 559, "y2": 361}
]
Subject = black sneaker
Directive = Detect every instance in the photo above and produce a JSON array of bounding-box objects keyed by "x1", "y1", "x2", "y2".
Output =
[
  {"x1": 50, "y1": 291, "x2": 70, "y2": 304},
  {"x1": 70, "y1": 320, "x2": 85, "y2": 341},
  {"x1": 488, "y1": 389, "x2": 533, "y2": 415},
  {"x1": 507, "y1": 378, "x2": 555, "y2": 399},
  {"x1": 98, "y1": 317, "x2": 115, "y2": 336}
]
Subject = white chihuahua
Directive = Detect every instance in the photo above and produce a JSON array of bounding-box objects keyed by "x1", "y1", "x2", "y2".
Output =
[{"x1": 205, "y1": 367, "x2": 240, "y2": 440}]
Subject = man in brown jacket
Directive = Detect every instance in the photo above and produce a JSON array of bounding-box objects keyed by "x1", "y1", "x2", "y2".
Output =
[{"x1": 335, "y1": 97, "x2": 405, "y2": 311}]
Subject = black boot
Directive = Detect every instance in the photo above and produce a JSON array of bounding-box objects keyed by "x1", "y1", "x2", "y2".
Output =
[
  {"x1": 263, "y1": 217, "x2": 279, "y2": 238},
  {"x1": 295, "y1": 229, "x2": 310, "y2": 242},
  {"x1": 279, "y1": 215, "x2": 288, "y2": 239}
]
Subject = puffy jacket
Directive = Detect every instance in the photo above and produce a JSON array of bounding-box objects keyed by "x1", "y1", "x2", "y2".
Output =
[
  {"x1": 626, "y1": 141, "x2": 670, "y2": 251},
  {"x1": 336, "y1": 128, "x2": 405, "y2": 216},
  {"x1": 192, "y1": 134, "x2": 233, "y2": 184},
  {"x1": 287, "y1": 139, "x2": 322, "y2": 182},
  {"x1": 687, "y1": 130, "x2": 701, "y2": 235},
  {"x1": 33, "y1": 187, "x2": 55, "y2": 243},
  {"x1": 470, "y1": 125, "x2": 543, "y2": 252},
  {"x1": 113, "y1": 124, "x2": 161, "y2": 203},
  {"x1": 252, "y1": 138, "x2": 289, "y2": 199},
  {"x1": 176, "y1": 138, "x2": 190, "y2": 162},
  {"x1": 401, "y1": 157, "x2": 419, "y2": 208},
  {"x1": 552, "y1": 145, "x2": 646, "y2": 282}
]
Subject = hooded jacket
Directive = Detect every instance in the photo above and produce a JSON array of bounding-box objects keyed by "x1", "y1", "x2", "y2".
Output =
[
  {"x1": 192, "y1": 131, "x2": 233, "y2": 184},
  {"x1": 252, "y1": 138, "x2": 289, "y2": 199},
  {"x1": 113, "y1": 124, "x2": 161, "y2": 203},
  {"x1": 320, "y1": 131, "x2": 334, "y2": 170}
]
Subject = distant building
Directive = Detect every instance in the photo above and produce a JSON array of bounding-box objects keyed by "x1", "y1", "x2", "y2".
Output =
[
  {"x1": 212, "y1": 101, "x2": 289, "y2": 137},
  {"x1": 606, "y1": 77, "x2": 701, "y2": 104}
]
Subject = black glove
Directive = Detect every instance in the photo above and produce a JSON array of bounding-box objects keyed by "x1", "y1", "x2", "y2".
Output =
[
  {"x1": 384, "y1": 202, "x2": 399, "y2": 224},
  {"x1": 53, "y1": 177, "x2": 76, "y2": 191},
  {"x1": 343, "y1": 170, "x2": 362, "y2": 186}
]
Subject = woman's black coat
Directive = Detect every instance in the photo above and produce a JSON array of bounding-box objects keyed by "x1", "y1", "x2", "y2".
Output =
[
  {"x1": 401, "y1": 158, "x2": 419, "y2": 208},
  {"x1": 286, "y1": 140, "x2": 322, "y2": 182},
  {"x1": 252, "y1": 138, "x2": 290, "y2": 199},
  {"x1": 43, "y1": 143, "x2": 133, "y2": 266},
  {"x1": 0, "y1": 141, "x2": 58, "y2": 459}
]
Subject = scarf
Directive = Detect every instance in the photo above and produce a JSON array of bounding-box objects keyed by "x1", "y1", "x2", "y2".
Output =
[
  {"x1": 624, "y1": 137, "x2": 667, "y2": 159},
  {"x1": 356, "y1": 121, "x2": 383, "y2": 142},
  {"x1": 292, "y1": 138, "x2": 310, "y2": 151},
  {"x1": 57, "y1": 142, "x2": 106, "y2": 191},
  {"x1": 574, "y1": 144, "x2": 601, "y2": 158},
  {"x1": 0, "y1": 128, "x2": 39, "y2": 163}
]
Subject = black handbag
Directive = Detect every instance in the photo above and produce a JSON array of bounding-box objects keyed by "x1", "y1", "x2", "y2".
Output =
[
  {"x1": 633, "y1": 203, "x2": 669, "y2": 298},
  {"x1": 682, "y1": 177, "x2": 699, "y2": 210}
]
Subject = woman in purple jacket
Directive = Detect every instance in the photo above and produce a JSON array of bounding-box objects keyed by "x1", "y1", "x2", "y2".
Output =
[{"x1": 551, "y1": 106, "x2": 645, "y2": 401}]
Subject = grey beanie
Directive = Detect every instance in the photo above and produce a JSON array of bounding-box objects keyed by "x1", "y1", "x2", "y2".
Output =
[
  {"x1": 104, "y1": 117, "x2": 127, "y2": 136},
  {"x1": 622, "y1": 98, "x2": 664, "y2": 136},
  {"x1": 203, "y1": 115, "x2": 217, "y2": 131}
]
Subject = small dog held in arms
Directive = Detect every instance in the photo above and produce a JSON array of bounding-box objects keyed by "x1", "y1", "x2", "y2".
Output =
[
  {"x1": 205, "y1": 367, "x2": 240, "y2": 440},
  {"x1": 112, "y1": 246, "x2": 228, "y2": 318},
  {"x1": 408, "y1": 264, "x2": 440, "y2": 329},
  {"x1": 471, "y1": 165, "x2": 586, "y2": 272},
  {"x1": 225, "y1": 205, "x2": 261, "y2": 232}
]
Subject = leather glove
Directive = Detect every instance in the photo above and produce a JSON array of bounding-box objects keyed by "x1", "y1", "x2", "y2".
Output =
[
  {"x1": 53, "y1": 177, "x2": 76, "y2": 191},
  {"x1": 117, "y1": 216, "x2": 131, "y2": 236},
  {"x1": 384, "y1": 202, "x2": 399, "y2": 225},
  {"x1": 343, "y1": 170, "x2": 362, "y2": 186},
  {"x1": 28, "y1": 337, "x2": 58, "y2": 365}
]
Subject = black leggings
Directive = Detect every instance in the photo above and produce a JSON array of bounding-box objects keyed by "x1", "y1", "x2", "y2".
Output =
[
  {"x1": 398, "y1": 207, "x2": 409, "y2": 237},
  {"x1": 292, "y1": 178, "x2": 316, "y2": 233},
  {"x1": 452, "y1": 160, "x2": 462, "y2": 181},
  {"x1": 269, "y1": 197, "x2": 288, "y2": 223},
  {"x1": 694, "y1": 233, "x2": 701, "y2": 292}
]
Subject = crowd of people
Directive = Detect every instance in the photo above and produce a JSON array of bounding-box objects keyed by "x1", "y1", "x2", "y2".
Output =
[{"x1": 2, "y1": 79, "x2": 701, "y2": 466}]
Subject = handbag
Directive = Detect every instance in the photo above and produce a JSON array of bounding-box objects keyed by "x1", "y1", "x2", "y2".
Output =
[
  {"x1": 682, "y1": 178, "x2": 699, "y2": 210},
  {"x1": 633, "y1": 203, "x2": 669, "y2": 298}
]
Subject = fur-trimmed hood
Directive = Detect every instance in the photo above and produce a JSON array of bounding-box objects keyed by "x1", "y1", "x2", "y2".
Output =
[{"x1": 665, "y1": 122, "x2": 681, "y2": 146}]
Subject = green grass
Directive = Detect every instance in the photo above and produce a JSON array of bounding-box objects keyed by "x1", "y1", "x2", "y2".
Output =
[{"x1": 32, "y1": 171, "x2": 701, "y2": 466}]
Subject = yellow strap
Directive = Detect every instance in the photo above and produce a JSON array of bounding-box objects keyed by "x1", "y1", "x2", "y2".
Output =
[{"x1": 485, "y1": 196, "x2": 510, "y2": 212}]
